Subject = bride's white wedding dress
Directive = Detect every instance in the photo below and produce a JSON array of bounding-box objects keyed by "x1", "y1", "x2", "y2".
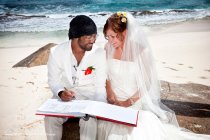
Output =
[{"x1": 97, "y1": 59, "x2": 210, "y2": 140}]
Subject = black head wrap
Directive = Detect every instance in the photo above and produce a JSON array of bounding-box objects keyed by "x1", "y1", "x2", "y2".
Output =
[{"x1": 68, "y1": 15, "x2": 97, "y2": 39}]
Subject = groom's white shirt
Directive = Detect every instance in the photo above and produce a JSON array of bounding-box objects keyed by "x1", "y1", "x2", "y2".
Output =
[{"x1": 47, "y1": 40, "x2": 107, "y2": 102}]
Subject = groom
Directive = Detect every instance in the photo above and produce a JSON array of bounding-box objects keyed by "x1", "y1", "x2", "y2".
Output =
[{"x1": 45, "y1": 15, "x2": 107, "y2": 140}]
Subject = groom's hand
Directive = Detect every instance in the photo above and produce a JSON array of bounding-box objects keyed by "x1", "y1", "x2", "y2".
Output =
[{"x1": 58, "y1": 89, "x2": 75, "y2": 101}]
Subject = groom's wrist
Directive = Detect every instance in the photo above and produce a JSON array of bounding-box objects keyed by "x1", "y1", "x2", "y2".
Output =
[{"x1": 58, "y1": 91, "x2": 63, "y2": 98}]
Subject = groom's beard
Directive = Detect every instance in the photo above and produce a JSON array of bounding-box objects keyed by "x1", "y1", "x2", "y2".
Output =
[
  {"x1": 78, "y1": 40, "x2": 93, "y2": 51},
  {"x1": 79, "y1": 44, "x2": 93, "y2": 51}
]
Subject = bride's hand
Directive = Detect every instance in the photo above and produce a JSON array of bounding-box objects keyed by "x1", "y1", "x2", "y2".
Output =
[
  {"x1": 107, "y1": 95, "x2": 117, "y2": 104},
  {"x1": 106, "y1": 80, "x2": 118, "y2": 104},
  {"x1": 114, "y1": 100, "x2": 131, "y2": 107}
]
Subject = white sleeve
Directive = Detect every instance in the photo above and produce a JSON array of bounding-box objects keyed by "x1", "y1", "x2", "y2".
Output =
[{"x1": 47, "y1": 48, "x2": 64, "y2": 97}]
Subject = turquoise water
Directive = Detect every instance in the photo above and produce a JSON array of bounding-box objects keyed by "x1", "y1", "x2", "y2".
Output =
[
  {"x1": 0, "y1": 0, "x2": 210, "y2": 31},
  {"x1": 1, "y1": 0, "x2": 209, "y2": 13}
]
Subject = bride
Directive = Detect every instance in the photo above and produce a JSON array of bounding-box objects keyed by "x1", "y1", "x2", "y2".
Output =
[{"x1": 97, "y1": 12, "x2": 210, "y2": 140}]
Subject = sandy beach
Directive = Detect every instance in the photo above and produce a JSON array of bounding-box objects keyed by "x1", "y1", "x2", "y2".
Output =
[
  {"x1": 0, "y1": 19, "x2": 210, "y2": 139},
  {"x1": 147, "y1": 19, "x2": 210, "y2": 86}
]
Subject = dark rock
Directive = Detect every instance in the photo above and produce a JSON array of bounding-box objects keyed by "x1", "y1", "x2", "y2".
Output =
[
  {"x1": 12, "y1": 43, "x2": 56, "y2": 68},
  {"x1": 139, "y1": 10, "x2": 160, "y2": 15},
  {"x1": 160, "y1": 81, "x2": 210, "y2": 134},
  {"x1": 62, "y1": 118, "x2": 80, "y2": 140},
  {"x1": 68, "y1": 15, "x2": 75, "y2": 18},
  {"x1": 98, "y1": 13, "x2": 107, "y2": 16},
  {"x1": 169, "y1": 10, "x2": 194, "y2": 13},
  {"x1": 0, "y1": 13, "x2": 47, "y2": 22},
  {"x1": 130, "y1": 10, "x2": 161, "y2": 16}
]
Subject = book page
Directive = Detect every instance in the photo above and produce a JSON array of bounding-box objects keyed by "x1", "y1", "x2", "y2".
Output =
[
  {"x1": 83, "y1": 101, "x2": 138, "y2": 125},
  {"x1": 37, "y1": 99, "x2": 138, "y2": 126},
  {"x1": 37, "y1": 99, "x2": 86, "y2": 116}
]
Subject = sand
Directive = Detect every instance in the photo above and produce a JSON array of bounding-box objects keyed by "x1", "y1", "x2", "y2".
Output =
[
  {"x1": 0, "y1": 47, "x2": 51, "y2": 139},
  {"x1": 148, "y1": 19, "x2": 210, "y2": 86},
  {"x1": 0, "y1": 19, "x2": 209, "y2": 139}
]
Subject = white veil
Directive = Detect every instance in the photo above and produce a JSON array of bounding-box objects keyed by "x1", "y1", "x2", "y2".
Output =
[{"x1": 106, "y1": 12, "x2": 179, "y2": 126}]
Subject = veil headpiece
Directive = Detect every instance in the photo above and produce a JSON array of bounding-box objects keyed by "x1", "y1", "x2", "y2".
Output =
[{"x1": 106, "y1": 12, "x2": 178, "y2": 126}]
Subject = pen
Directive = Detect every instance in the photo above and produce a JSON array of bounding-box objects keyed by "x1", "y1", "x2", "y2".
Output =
[{"x1": 64, "y1": 87, "x2": 76, "y2": 100}]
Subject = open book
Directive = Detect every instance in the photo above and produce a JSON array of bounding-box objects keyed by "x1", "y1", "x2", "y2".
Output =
[{"x1": 36, "y1": 99, "x2": 139, "y2": 127}]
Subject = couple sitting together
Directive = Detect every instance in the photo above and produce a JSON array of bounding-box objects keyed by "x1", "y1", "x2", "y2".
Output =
[{"x1": 45, "y1": 12, "x2": 210, "y2": 140}]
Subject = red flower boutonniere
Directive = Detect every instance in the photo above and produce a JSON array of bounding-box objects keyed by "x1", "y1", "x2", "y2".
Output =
[{"x1": 83, "y1": 66, "x2": 95, "y2": 75}]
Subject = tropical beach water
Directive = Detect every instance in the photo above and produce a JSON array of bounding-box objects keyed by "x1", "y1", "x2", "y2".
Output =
[
  {"x1": 0, "y1": 0, "x2": 210, "y2": 32},
  {"x1": 1, "y1": 0, "x2": 210, "y2": 48}
]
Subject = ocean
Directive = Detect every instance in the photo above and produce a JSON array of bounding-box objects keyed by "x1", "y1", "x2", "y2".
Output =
[{"x1": 0, "y1": 0, "x2": 210, "y2": 32}]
